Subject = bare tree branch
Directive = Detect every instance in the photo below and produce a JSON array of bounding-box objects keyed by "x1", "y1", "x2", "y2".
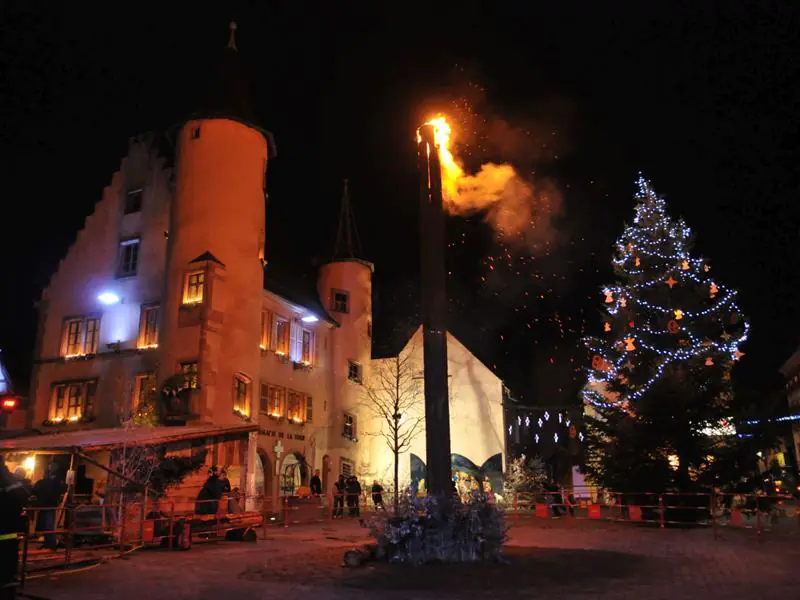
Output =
[{"x1": 360, "y1": 344, "x2": 424, "y2": 510}]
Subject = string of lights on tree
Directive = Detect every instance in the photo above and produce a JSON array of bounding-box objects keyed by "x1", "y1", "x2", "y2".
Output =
[{"x1": 581, "y1": 176, "x2": 749, "y2": 411}]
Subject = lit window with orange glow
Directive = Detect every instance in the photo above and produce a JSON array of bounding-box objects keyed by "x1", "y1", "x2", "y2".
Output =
[
  {"x1": 301, "y1": 329, "x2": 314, "y2": 365},
  {"x1": 62, "y1": 319, "x2": 83, "y2": 357},
  {"x1": 273, "y1": 316, "x2": 289, "y2": 355},
  {"x1": 233, "y1": 374, "x2": 251, "y2": 417},
  {"x1": 134, "y1": 373, "x2": 156, "y2": 411},
  {"x1": 260, "y1": 383, "x2": 285, "y2": 418},
  {"x1": 137, "y1": 305, "x2": 160, "y2": 349},
  {"x1": 180, "y1": 361, "x2": 199, "y2": 389},
  {"x1": 182, "y1": 271, "x2": 205, "y2": 305},
  {"x1": 287, "y1": 389, "x2": 303, "y2": 422},
  {"x1": 61, "y1": 316, "x2": 101, "y2": 358},
  {"x1": 49, "y1": 380, "x2": 96, "y2": 423}
]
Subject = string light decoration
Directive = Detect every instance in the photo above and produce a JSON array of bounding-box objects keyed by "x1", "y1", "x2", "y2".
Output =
[
  {"x1": 579, "y1": 177, "x2": 756, "y2": 495},
  {"x1": 581, "y1": 176, "x2": 749, "y2": 410}
]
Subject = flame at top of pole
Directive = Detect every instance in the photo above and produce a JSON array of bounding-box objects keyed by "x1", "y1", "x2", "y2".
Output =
[{"x1": 417, "y1": 115, "x2": 461, "y2": 202}]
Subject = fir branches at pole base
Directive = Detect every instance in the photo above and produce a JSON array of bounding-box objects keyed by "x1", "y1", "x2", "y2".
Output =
[{"x1": 358, "y1": 490, "x2": 508, "y2": 566}]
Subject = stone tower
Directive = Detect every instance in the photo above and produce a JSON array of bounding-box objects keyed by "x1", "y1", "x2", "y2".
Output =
[
  {"x1": 159, "y1": 22, "x2": 275, "y2": 425},
  {"x1": 317, "y1": 181, "x2": 374, "y2": 476}
]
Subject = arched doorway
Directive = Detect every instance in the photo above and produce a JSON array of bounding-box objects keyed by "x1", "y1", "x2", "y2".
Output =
[
  {"x1": 322, "y1": 455, "x2": 331, "y2": 494},
  {"x1": 280, "y1": 453, "x2": 303, "y2": 496},
  {"x1": 255, "y1": 449, "x2": 271, "y2": 500}
]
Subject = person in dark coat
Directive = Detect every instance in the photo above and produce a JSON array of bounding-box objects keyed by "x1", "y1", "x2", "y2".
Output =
[
  {"x1": 346, "y1": 475, "x2": 361, "y2": 517},
  {"x1": 32, "y1": 463, "x2": 65, "y2": 550},
  {"x1": 333, "y1": 475, "x2": 346, "y2": 518},
  {"x1": 309, "y1": 470, "x2": 322, "y2": 496},
  {"x1": 1, "y1": 456, "x2": 31, "y2": 599},
  {"x1": 371, "y1": 481, "x2": 384, "y2": 511},
  {"x1": 195, "y1": 466, "x2": 223, "y2": 515}
]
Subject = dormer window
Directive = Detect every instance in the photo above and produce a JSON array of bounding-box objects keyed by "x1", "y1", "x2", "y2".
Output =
[
  {"x1": 124, "y1": 189, "x2": 143, "y2": 214},
  {"x1": 331, "y1": 289, "x2": 349, "y2": 313}
]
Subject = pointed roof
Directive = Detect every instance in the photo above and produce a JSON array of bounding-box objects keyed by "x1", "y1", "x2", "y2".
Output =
[
  {"x1": 182, "y1": 22, "x2": 276, "y2": 157},
  {"x1": 189, "y1": 21, "x2": 257, "y2": 126},
  {"x1": 189, "y1": 251, "x2": 225, "y2": 267},
  {"x1": 331, "y1": 179, "x2": 365, "y2": 261}
]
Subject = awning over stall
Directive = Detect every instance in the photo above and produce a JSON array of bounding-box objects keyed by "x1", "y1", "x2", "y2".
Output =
[{"x1": 0, "y1": 423, "x2": 257, "y2": 454}]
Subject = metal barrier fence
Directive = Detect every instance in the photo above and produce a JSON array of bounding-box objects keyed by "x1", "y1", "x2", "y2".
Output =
[
  {"x1": 507, "y1": 489, "x2": 800, "y2": 535},
  {"x1": 16, "y1": 490, "x2": 389, "y2": 583}
]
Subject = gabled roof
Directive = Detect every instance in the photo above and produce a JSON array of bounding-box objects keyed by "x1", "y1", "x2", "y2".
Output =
[
  {"x1": 373, "y1": 325, "x2": 500, "y2": 382},
  {"x1": 263, "y1": 274, "x2": 338, "y2": 326},
  {"x1": 190, "y1": 251, "x2": 225, "y2": 267}
]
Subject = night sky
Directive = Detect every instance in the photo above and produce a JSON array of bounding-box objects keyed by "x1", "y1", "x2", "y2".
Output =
[{"x1": 1, "y1": 2, "x2": 798, "y2": 404}]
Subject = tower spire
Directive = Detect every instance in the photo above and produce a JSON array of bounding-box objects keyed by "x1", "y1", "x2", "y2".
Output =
[
  {"x1": 332, "y1": 178, "x2": 363, "y2": 261},
  {"x1": 227, "y1": 21, "x2": 238, "y2": 51}
]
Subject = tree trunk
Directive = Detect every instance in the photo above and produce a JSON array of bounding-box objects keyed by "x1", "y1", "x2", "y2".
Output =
[{"x1": 393, "y1": 427, "x2": 400, "y2": 512}]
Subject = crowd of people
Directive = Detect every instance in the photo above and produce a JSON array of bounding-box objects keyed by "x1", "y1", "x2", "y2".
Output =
[
  {"x1": 1, "y1": 456, "x2": 71, "y2": 598},
  {"x1": 310, "y1": 472, "x2": 384, "y2": 518}
]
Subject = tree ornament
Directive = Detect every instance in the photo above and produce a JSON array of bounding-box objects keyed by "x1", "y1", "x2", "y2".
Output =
[
  {"x1": 604, "y1": 289, "x2": 614, "y2": 304},
  {"x1": 720, "y1": 331, "x2": 732, "y2": 342},
  {"x1": 667, "y1": 320, "x2": 680, "y2": 334},
  {"x1": 628, "y1": 320, "x2": 635, "y2": 328},
  {"x1": 734, "y1": 349, "x2": 745, "y2": 361},
  {"x1": 620, "y1": 297, "x2": 627, "y2": 307},
  {"x1": 681, "y1": 259, "x2": 689, "y2": 270},
  {"x1": 665, "y1": 276, "x2": 677, "y2": 288},
  {"x1": 674, "y1": 309, "x2": 684, "y2": 320},
  {"x1": 624, "y1": 337, "x2": 636, "y2": 352},
  {"x1": 592, "y1": 355, "x2": 605, "y2": 370},
  {"x1": 704, "y1": 264, "x2": 711, "y2": 272},
  {"x1": 569, "y1": 425, "x2": 577, "y2": 439},
  {"x1": 705, "y1": 357, "x2": 714, "y2": 366},
  {"x1": 603, "y1": 322, "x2": 611, "y2": 332},
  {"x1": 634, "y1": 256, "x2": 641, "y2": 267},
  {"x1": 709, "y1": 282, "x2": 718, "y2": 298},
  {"x1": 626, "y1": 243, "x2": 633, "y2": 252}
]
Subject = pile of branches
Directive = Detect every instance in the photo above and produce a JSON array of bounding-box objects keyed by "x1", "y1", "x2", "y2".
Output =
[{"x1": 364, "y1": 490, "x2": 508, "y2": 565}]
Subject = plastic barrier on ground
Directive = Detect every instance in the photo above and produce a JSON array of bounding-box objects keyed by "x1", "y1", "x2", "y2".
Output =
[{"x1": 507, "y1": 488, "x2": 800, "y2": 536}]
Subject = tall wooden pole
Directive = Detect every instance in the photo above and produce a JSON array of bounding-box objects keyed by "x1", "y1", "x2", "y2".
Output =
[{"x1": 417, "y1": 124, "x2": 452, "y2": 496}]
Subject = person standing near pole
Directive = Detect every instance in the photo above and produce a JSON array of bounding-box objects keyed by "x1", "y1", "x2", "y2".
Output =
[{"x1": 1, "y1": 455, "x2": 31, "y2": 600}]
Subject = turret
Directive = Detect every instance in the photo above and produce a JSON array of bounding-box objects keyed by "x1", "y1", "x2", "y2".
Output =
[
  {"x1": 159, "y1": 22, "x2": 275, "y2": 424},
  {"x1": 317, "y1": 181, "x2": 374, "y2": 455}
]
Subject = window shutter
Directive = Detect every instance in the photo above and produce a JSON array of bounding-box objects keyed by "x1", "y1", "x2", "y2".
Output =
[
  {"x1": 59, "y1": 321, "x2": 69, "y2": 356},
  {"x1": 289, "y1": 320, "x2": 301, "y2": 362},
  {"x1": 261, "y1": 310, "x2": 274, "y2": 349},
  {"x1": 137, "y1": 308, "x2": 146, "y2": 346}
]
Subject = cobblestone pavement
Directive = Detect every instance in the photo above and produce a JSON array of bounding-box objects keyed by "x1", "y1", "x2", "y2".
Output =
[{"x1": 23, "y1": 519, "x2": 800, "y2": 600}]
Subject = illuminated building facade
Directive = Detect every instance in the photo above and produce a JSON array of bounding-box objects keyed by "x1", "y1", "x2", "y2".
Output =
[
  {"x1": 780, "y1": 344, "x2": 800, "y2": 468},
  {"x1": 9, "y1": 24, "x2": 505, "y2": 503}
]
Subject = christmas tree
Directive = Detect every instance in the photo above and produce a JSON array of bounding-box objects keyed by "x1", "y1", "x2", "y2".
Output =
[{"x1": 581, "y1": 177, "x2": 753, "y2": 493}]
